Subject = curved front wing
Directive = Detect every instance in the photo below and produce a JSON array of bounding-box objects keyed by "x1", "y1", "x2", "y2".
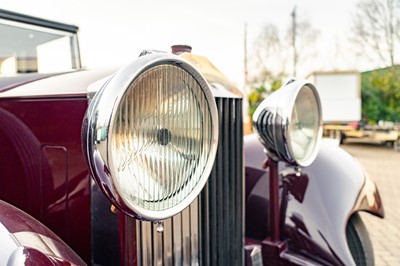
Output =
[{"x1": 244, "y1": 134, "x2": 384, "y2": 265}]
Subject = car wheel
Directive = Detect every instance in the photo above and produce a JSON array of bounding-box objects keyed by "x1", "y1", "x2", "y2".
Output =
[{"x1": 346, "y1": 213, "x2": 374, "y2": 266}]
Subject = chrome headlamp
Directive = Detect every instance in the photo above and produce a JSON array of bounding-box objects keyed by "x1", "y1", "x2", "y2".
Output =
[
  {"x1": 253, "y1": 79, "x2": 322, "y2": 167},
  {"x1": 83, "y1": 53, "x2": 218, "y2": 221}
]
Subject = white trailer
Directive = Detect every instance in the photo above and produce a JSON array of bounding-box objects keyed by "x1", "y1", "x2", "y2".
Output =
[
  {"x1": 308, "y1": 71, "x2": 399, "y2": 145},
  {"x1": 308, "y1": 71, "x2": 361, "y2": 124}
]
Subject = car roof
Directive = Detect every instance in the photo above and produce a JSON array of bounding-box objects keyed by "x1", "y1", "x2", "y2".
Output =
[{"x1": 0, "y1": 9, "x2": 79, "y2": 33}]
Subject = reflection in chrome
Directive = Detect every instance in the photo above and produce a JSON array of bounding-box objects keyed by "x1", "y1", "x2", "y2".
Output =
[
  {"x1": 252, "y1": 80, "x2": 322, "y2": 167},
  {"x1": 137, "y1": 198, "x2": 199, "y2": 265},
  {"x1": 84, "y1": 53, "x2": 218, "y2": 221}
]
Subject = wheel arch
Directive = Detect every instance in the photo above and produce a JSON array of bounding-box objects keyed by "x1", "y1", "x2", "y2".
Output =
[{"x1": 0, "y1": 200, "x2": 85, "y2": 265}]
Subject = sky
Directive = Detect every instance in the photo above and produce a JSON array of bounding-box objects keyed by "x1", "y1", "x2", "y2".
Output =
[{"x1": 1, "y1": 0, "x2": 362, "y2": 88}]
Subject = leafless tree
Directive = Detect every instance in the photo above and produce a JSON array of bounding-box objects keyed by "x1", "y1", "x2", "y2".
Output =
[
  {"x1": 251, "y1": 23, "x2": 288, "y2": 85},
  {"x1": 352, "y1": 0, "x2": 400, "y2": 67},
  {"x1": 250, "y1": 15, "x2": 319, "y2": 84}
]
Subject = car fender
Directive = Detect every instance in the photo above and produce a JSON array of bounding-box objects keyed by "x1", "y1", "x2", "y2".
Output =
[
  {"x1": 244, "y1": 134, "x2": 384, "y2": 265},
  {"x1": 0, "y1": 200, "x2": 85, "y2": 265}
]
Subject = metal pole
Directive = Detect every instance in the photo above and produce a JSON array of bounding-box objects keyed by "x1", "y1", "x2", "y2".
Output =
[
  {"x1": 267, "y1": 157, "x2": 280, "y2": 242},
  {"x1": 291, "y1": 6, "x2": 297, "y2": 77}
]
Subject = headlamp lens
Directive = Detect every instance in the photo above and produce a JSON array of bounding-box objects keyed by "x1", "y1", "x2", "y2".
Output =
[
  {"x1": 110, "y1": 64, "x2": 213, "y2": 212},
  {"x1": 289, "y1": 85, "x2": 321, "y2": 165}
]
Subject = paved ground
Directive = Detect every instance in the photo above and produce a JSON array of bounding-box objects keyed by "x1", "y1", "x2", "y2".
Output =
[{"x1": 341, "y1": 141, "x2": 400, "y2": 266}]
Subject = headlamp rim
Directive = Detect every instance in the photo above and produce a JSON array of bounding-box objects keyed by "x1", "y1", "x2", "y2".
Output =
[
  {"x1": 84, "y1": 53, "x2": 219, "y2": 221},
  {"x1": 252, "y1": 79, "x2": 322, "y2": 167}
]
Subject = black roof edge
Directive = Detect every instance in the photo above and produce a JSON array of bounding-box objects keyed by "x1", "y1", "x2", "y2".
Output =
[{"x1": 0, "y1": 8, "x2": 79, "y2": 33}]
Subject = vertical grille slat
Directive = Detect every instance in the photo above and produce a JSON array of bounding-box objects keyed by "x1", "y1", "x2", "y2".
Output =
[
  {"x1": 190, "y1": 198, "x2": 199, "y2": 265},
  {"x1": 173, "y1": 213, "x2": 183, "y2": 265},
  {"x1": 235, "y1": 99, "x2": 244, "y2": 264},
  {"x1": 217, "y1": 97, "x2": 224, "y2": 265},
  {"x1": 154, "y1": 222, "x2": 163, "y2": 265},
  {"x1": 163, "y1": 218, "x2": 173, "y2": 265},
  {"x1": 182, "y1": 206, "x2": 191, "y2": 265},
  {"x1": 137, "y1": 97, "x2": 243, "y2": 265},
  {"x1": 224, "y1": 98, "x2": 232, "y2": 266}
]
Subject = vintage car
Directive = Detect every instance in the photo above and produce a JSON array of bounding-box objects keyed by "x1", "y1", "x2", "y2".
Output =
[{"x1": 0, "y1": 9, "x2": 384, "y2": 266}]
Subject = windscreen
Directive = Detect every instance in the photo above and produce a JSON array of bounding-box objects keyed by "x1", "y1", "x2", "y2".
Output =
[{"x1": 0, "y1": 20, "x2": 80, "y2": 75}]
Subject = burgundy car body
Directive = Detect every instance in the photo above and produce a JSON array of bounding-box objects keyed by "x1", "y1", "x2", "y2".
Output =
[
  {"x1": 0, "y1": 69, "x2": 114, "y2": 263},
  {"x1": 0, "y1": 64, "x2": 384, "y2": 266},
  {"x1": 0, "y1": 8, "x2": 384, "y2": 266}
]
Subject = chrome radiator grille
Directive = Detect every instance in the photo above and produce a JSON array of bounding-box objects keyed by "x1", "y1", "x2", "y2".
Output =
[{"x1": 137, "y1": 97, "x2": 243, "y2": 265}]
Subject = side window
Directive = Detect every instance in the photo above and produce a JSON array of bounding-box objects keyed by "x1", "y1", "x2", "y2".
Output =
[{"x1": 0, "y1": 18, "x2": 80, "y2": 74}]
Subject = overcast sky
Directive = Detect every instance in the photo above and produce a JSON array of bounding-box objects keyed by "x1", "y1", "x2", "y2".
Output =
[{"x1": 1, "y1": 0, "x2": 361, "y2": 87}]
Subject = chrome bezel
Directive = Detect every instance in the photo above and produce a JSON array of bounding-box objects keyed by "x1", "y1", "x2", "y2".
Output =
[
  {"x1": 83, "y1": 53, "x2": 219, "y2": 221},
  {"x1": 252, "y1": 79, "x2": 322, "y2": 167}
]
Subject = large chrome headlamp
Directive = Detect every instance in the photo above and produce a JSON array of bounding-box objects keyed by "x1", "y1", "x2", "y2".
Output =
[
  {"x1": 253, "y1": 79, "x2": 322, "y2": 167},
  {"x1": 83, "y1": 53, "x2": 218, "y2": 221}
]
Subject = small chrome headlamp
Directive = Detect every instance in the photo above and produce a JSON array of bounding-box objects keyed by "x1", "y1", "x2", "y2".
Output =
[
  {"x1": 253, "y1": 79, "x2": 322, "y2": 167},
  {"x1": 83, "y1": 53, "x2": 218, "y2": 221}
]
